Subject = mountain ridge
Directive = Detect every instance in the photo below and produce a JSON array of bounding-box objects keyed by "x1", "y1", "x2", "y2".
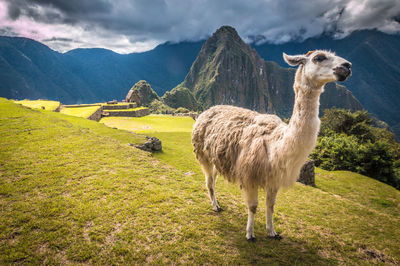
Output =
[{"x1": 0, "y1": 29, "x2": 399, "y2": 135}]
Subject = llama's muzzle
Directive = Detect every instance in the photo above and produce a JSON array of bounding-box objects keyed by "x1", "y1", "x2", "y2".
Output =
[{"x1": 333, "y1": 63, "x2": 352, "y2": 82}]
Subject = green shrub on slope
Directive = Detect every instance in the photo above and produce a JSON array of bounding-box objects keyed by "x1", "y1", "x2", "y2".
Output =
[{"x1": 311, "y1": 108, "x2": 400, "y2": 189}]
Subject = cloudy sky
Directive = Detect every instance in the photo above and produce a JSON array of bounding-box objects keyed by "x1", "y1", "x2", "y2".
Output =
[{"x1": 1, "y1": 0, "x2": 399, "y2": 53}]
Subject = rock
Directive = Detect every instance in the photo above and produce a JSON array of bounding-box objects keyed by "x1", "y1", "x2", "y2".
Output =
[
  {"x1": 189, "y1": 113, "x2": 199, "y2": 120},
  {"x1": 135, "y1": 136, "x2": 162, "y2": 152},
  {"x1": 107, "y1": 100, "x2": 118, "y2": 104},
  {"x1": 298, "y1": 160, "x2": 315, "y2": 187}
]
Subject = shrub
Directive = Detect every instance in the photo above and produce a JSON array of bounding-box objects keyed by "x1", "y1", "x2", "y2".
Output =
[
  {"x1": 311, "y1": 133, "x2": 360, "y2": 172},
  {"x1": 175, "y1": 107, "x2": 190, "y2": 113},
  {"x1": 148, "y1": 99, "x2": 174, "y2": 114},
  {"x1": 312, "y1": 108, "x2": 400, "y2": 189}
]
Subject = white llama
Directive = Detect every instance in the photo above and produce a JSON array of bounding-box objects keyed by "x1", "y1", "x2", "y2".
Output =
[{"x1": 192, "y1": 50, "x2": 352, "y2": 240}]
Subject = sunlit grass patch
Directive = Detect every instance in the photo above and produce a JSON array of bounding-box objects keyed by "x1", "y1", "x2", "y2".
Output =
[
  {"x1": 100, "y1": 114, "x2": 194, "y2": 133},
  {"x1": 60, "y1": 106, "x2": 101, "y2": 118},
  {"x1": 14, "y1": 99, "x2": 60, "y2": 111}
]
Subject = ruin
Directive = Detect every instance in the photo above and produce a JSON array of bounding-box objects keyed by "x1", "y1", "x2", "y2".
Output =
[{"x1": 125, "y1": 89, "x2": 141, "y2": 105}]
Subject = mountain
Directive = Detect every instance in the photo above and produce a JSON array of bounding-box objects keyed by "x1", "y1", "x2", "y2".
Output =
[
  {"x1": 0, "y1": 37, "x2": 96, "y2": 104},
  {"x1": 128, "y1": 80, "x2": 160, "y2": 106},
  {"x1": 172, "y1": 26, "x2": 362, "y2": 118},
  {"x1": 0, "y1": 29, "x2": 399, "y2": 135},
  {"x1": 0, "y1": 36, "x2": 203, "y2": 104},
  {"x1": 63, "y1": 41, "x2": 203, "y2": 99}
]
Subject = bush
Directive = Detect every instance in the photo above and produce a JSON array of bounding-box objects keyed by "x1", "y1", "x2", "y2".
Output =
[
  {"x1": 162, "y1": 87, "x2": 198, "y2": 110},
  {"x1": 312, "y1": 108, "x2": 400, "y2": 189},
  {"x1": 148, "y1": 99, "x2": 174, "y2": 114},
  {"x1": 311, "y1": 133, "x2": 360, "y2": 172},
  {"x1": 175, "y1": 107, "x2": 190, "y2": 114}
]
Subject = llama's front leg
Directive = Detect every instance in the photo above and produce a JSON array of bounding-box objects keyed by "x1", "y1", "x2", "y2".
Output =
[
  {"x1": 205, "y1": 165, "x2": 222, "y2": 212},
  {"x1": 243, "y1": 186, "x2": 258, "y2": 241},
  {"x1": 266, "y1": 188, "x2": 282, "y2": 239}
]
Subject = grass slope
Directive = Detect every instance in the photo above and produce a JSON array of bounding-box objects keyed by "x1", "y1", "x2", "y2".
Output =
[
  {"x1": 1, "y1": 100, "x2": 399, "y2": 264},
  {"x1": 14, "y1": 100, "x2": 60, "y2": 111},
  {"x1": 102, "y1": 115, "x2": 400, "y2": 264}
]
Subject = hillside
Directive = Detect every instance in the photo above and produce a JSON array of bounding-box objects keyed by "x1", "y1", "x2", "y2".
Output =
[
  {"x1": 0, "y1": 37, "x2": 96, "y2": 104},
  {"x1": 1, "y1": 98, "x2": 399, "y2": 264},
  {"x1": 0, "y1": 37, "x2": 203, "y2": 103},
  {"x1": 173, "y1": 26, "x2": 362, "y2": 117}
]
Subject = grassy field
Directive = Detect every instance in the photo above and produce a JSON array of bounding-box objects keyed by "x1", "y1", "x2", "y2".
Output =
[
  {"x1": 60, "y1": 106, "x2": 101, "y2": 118},
  {"x1": 1, "y1": 98, "x2": 400, "y2": 264},
  {"x1": 101, "y1": 115, "x2": 194, "y2": 133},
  {"x1": 14, "y1": 100, "x2": 60, "y2": 111}
]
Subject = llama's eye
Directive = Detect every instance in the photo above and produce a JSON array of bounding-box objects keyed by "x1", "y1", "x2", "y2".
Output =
[{"x1": 313, "y1": 54, "x2": 327, "y2": 63}]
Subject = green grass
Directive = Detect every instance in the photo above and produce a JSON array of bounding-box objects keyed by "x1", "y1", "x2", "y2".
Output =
[
  {"x1": 14, "y1": 99, "x2": 60, "y2": 111},
  {"x1": 60, "y1": 106, "x2": 101, "y2": 118},
  {"x1": 101, "y1": 114, "x2": 194, "y2": 133},
  {"x1": 1, "y1": 99, "x2": 400, "y2": 264}
]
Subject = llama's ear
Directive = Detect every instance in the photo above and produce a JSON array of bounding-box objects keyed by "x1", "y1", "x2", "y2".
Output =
[{"x1": 283, "y1": 53, "x2": 306, "y2": 66}]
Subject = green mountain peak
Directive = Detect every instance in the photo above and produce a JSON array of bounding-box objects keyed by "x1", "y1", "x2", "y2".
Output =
[
  {"x1": 173, "y1": 26, "x2": 362, "y2": 116},
  {"x1": 129, "y1": 80, "x2": 160, "y2": 106}
]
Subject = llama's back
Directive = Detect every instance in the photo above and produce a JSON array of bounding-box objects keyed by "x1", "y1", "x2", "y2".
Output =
[{"x1": 192, "y1": 105, "x2": 284, "y2": 186}]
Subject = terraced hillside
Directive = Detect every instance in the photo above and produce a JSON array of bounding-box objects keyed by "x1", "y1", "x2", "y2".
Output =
[{"x1": 0, "y1": 98, "x2": 399, "y2": 264}]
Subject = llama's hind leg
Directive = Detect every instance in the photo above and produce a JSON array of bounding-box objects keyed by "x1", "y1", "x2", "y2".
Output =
[
  {"x1": 266, "y1": 188, "x2": 282, "y2": 240},
  {"x1": 202, "y1": 163, "x2": 222, "y2": 212},
  {"x1": 243, "y1": 186, "x2": 258, "y2": 241}
]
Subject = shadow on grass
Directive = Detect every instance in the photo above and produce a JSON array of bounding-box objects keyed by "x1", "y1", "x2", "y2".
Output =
[{"x1": 212, "y1": 209, "x2": 335, "y2": 265}]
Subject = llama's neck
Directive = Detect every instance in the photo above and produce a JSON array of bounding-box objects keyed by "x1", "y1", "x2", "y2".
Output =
[{"x1": 281, "y1": 71, "x2": 323, "y2": 159}]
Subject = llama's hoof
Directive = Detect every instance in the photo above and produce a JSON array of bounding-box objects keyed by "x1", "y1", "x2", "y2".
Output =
[
  {"x1": 213, "y1": 206, "x2": 223, "y2": 212},
  {"x1": 268, "y1": 234, "x2": 282, "y2": 240},
  {"x1": 247, "y1": 237, "x2": 256, "y2": 242}
]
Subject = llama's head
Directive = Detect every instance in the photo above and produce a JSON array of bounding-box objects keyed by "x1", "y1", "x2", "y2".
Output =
[{"x1": 283, "y1": 50, "x2": 352, "y2": 87}]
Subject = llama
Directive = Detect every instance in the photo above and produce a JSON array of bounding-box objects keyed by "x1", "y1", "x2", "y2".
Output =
[{"x1": 191, "y1": 50, "x2": 352, "y2": 241}]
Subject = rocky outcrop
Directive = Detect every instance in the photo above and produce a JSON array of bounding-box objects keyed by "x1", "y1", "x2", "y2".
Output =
[
  {"x1": 297, "y1": 160, "x2": 316, "y2": 187},
  {"x1": 134, "y1": 136, "x2": 162, "y2": 152}
]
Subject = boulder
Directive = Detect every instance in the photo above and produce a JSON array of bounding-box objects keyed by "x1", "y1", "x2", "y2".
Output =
[
  {"x1": 298, "y1": 160, "x2": 315, "y2": 187},
  {"x1": 135, "y1": 136, "x2": 162, "y2": 152}
]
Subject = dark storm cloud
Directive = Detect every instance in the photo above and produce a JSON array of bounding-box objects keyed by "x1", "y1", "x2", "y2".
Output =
[
  {"x1": 42, "y1": 37, "x2": 80, "y2": 43},
  {"x1": 6, "y1": 0, "x2": 111, "y2": 17},
  {"x1": 2, "y1": 0, "x2": 400, "y2": 53}
]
